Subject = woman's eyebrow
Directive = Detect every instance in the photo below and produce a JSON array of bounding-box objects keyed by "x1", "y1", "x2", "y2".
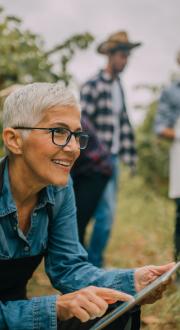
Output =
[{"x1": 50, "y1": 122, "x2": 82, "y2": 131}]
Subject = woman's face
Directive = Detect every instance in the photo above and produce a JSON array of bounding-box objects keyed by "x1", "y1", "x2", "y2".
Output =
[{"x1": 20, "y1": 105, "x2": 81, "y2": 187}]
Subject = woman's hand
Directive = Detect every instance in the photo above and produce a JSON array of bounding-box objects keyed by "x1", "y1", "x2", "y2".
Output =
[
  {"x1": 134, "y1": 262, "x2": 175, "y2": 304},
  {"x1": 56, "y1": 286, "x2": 133, "y2": 322}
]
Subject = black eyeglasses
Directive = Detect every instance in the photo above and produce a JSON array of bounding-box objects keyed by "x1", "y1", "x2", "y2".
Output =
[{"x1": 13, "y1": 126, "x2": 89, "y2": 150}]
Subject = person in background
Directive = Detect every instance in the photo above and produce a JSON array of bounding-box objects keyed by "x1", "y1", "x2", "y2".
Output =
[
  {"x1": 71, "y1": 113, "x2": 112, "y2": 246},
  {"x1": 80, "y1": 31, "x2": 141, "y2": 267},
  {"x1": 0, "y1": 82, "x2": 174, "y2": 330},
  {"x1": 154, "y1": 50, "x2": 180, "y2": 284}
]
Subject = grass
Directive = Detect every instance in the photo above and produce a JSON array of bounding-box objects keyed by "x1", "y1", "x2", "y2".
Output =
[
  {"x1": 28, "y1": 169, "x2": 180, "y2": 330},
  {"x1": 106, "y1": 170, "x2": 180, "y2": 330}
]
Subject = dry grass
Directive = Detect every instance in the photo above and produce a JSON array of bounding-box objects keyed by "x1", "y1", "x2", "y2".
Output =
[{"x1": 28, "y1": 169, "x2": 180, "y2": 329}]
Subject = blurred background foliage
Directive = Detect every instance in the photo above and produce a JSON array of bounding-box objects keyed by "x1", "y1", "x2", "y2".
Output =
[
  {"x1": 137, "y1": 99, "x2": 170, "y2": 197},
  {"x1": 0, "y1": 6, "x2": 94, "y2": 89},
  {"x1": 0, "y1": 7, "x2": 55, "y2": 87},
  {"x1": 0, "y1": 5, "x2": 94, "y2": 154}
]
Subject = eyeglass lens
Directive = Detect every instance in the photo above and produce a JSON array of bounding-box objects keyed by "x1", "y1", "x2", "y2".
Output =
[{"x1": 52, "y1": 128, "x2": 88, "y2": 149}]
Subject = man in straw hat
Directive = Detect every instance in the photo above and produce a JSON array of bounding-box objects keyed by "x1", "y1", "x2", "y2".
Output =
[
  {"x1": 80, "y1": 31, "x2": 142, "y2": 268},
  {"x1": 154, "y1": 49, "x2": 180, "y2": 285}
]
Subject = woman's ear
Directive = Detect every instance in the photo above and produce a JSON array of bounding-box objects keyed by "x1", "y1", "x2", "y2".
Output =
[{"x1": 2, "y1": 128, "x2": 23, "y2": 155}]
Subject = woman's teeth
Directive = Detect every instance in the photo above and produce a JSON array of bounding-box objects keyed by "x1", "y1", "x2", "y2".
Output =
[{"x1": 53, "y1": 160, "x2": 70, "y2": 167}]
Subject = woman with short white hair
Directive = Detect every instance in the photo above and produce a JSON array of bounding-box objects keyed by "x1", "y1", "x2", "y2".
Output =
[{"x1": 0, "y1": 82, "x2": 174, "y2": 330}]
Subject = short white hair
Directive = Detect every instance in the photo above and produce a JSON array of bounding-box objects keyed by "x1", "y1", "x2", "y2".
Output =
[{"x1": 3, "y1": 82, "x2": 80, "y2": 128}]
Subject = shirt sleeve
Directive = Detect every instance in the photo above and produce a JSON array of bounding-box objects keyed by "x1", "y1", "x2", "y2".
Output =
[
  {"x1": 80, "y1": 82, "x2": 97, "y2": 119},
  {"x1": 154, "y1": 88, "x2": 176, "y2": 134},
  {"x1": 45, "y1": 179, "x2": 136, "y2": 297},
  {"x1": 0, "y1": 295, "x2": 57, "y2": 330}
]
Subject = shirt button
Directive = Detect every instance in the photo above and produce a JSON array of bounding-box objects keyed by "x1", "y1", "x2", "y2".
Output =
[
  {"x1": 33, "y1": 212, "x2": 37, "y2": 217},
  {"x1": 13, "y1": 226, "x2": 17, "y2": 231},
  {"x1": 24, "y1": 246, "x2": 30, "y2": 252}
]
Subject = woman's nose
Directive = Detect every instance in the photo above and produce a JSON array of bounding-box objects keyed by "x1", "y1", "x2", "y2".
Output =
[{"x1": 63, "y1": 134, "x2": 80, "y2": 152}]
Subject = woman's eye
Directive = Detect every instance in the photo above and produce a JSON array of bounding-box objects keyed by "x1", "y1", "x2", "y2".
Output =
[{"x1": 54, "y1": 128, "x2": 68, "y2": 136}]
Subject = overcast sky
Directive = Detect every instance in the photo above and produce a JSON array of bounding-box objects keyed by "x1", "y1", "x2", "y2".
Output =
[{"x1": 1, "y1": 0, "x2": 180, "y2": 123}]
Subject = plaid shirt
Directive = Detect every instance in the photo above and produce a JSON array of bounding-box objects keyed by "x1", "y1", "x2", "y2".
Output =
[
  {"x1": 154, "y1": 80, "x2": 180, "y2": 134},
  {"x1": 80, "y1": 70, "x2": 137, "y2": 168}
]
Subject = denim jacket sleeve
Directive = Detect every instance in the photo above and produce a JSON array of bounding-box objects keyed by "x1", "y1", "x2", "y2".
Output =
[
  {"x1": 0, "y1": 295, "x2": 57, "y2": 330},
  {"x1": 154, "y1": 85, "x2": 179, "y2": 134},
  {"x1": 45, "y1": 179, "x2": 136, "y2": 297}
]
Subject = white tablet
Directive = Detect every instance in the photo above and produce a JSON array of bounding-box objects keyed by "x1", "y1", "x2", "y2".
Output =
[{"x1": 90, "y1": 262, "x2": 180, "y2": 330}]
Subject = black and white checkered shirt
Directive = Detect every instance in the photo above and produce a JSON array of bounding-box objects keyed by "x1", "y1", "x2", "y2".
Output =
[{"x1": 80, "y1": 70, "x2": 137, "y2": 168}]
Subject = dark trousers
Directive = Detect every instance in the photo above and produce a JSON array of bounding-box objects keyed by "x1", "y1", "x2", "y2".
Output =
[
  {"x1": 73, "y1": 172, "x2": 109, "y2": 245},
  {"x1": 58, "y1": 308, "x2": 141, "y2": 330},
  {"x1": 174, "y1": 198, "x2": 180, "y2": 262}
]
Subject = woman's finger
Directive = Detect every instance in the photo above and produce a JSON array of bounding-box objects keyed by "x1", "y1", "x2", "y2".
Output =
[{"x1": 93, "y1": 287, "x2": 134, "y2": 303}]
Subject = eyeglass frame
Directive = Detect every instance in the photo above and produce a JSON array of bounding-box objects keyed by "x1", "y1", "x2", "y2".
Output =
[{"x1": 12, "y1": 126, "x2": 89, "y2": 150}]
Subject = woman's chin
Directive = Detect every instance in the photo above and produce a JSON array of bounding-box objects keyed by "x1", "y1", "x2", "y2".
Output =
[{"x1": 50, "y1": 175, "x2": 69, "y2": 187}]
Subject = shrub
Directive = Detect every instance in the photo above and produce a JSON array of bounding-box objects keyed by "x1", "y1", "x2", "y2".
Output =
[{"x1": 137, "y1": 101, "x2": 170, "y2": 197}]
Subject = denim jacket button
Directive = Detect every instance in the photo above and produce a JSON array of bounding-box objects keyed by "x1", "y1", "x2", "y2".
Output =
[{"x1": 24, "y1": 246, "x2": 30, "y2": 252}]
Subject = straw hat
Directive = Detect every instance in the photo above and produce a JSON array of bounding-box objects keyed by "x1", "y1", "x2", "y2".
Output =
[{"x1": 97, "y1": 31, "x2": 142, "y2": 54}]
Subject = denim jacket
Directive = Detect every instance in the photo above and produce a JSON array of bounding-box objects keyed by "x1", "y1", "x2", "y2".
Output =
[
  {"x1": 0, "y1": 159, "x2": 135, "y2": 330},
  {"x1": 154, "y1": 80, "x2": 180, "y2": 134}
]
